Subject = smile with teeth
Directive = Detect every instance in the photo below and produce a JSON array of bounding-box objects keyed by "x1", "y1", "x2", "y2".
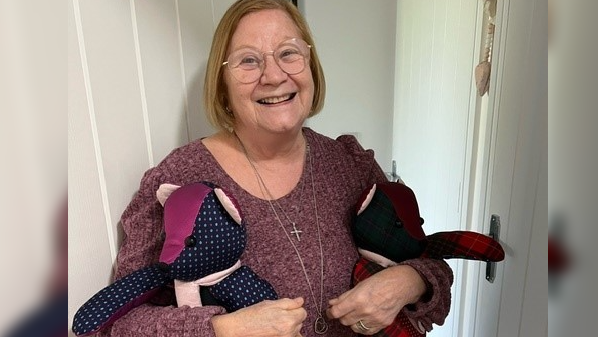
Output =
[{"x1": 257, "y1": 93, "x2": 296, "y2": 104}]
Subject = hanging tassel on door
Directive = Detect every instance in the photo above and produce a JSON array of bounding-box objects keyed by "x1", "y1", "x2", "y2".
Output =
[{"x1": 475, "y1": 0, "x2": 496, "y2": 96}]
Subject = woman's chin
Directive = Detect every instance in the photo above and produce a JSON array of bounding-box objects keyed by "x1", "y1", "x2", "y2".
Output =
[{"x1": 253, "y1": 113, "x2": 308, "y2": 134}]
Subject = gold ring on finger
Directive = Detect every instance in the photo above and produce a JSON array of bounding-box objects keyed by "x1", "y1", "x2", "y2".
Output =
[{"x1": 356, "y1": 320, "x2": 370, "y2": 331}]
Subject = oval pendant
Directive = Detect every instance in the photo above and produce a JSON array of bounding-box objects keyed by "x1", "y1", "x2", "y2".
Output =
[{"x1": 314, "y1": 316, "x2": 329, "y2": 335}]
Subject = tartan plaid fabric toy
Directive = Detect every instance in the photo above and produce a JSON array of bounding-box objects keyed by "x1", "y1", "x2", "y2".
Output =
[
  {"x1": 72, "y1": 182, "x2": 277, "y2": 336},
  {"x1": 351, "y1": 182, "x2": 505, "y2": 337}
]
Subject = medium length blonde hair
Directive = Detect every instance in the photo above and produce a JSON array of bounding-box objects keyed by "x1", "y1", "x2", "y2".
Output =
[{"x1": 203, "y1": 0, "x2": 326, "y2": 131}]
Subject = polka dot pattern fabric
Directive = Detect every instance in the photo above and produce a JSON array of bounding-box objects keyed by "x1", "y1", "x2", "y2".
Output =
[
  {"x1": 170, "y1": 190, "x2": 246, "y2": 281},
  {"x1": 210, "y1": 265, "x2": 278, "y2": 312},
  {"x1": 72, "y1": 182, "x2": 278, "y2": 336},
  {"x1": 72, "y1": 265, "x2": 169, "y2": 336}
]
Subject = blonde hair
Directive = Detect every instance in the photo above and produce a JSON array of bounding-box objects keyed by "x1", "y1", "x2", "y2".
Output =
[{"x1": 203, "y1": 0, "x2": 326, "y2": 131}]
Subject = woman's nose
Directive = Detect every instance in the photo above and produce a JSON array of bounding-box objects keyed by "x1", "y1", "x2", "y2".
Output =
[{"x1": 259, "y1": 54, "x2": 287, "y2": 85}]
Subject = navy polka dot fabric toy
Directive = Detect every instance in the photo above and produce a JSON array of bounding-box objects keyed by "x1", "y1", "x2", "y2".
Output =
[{"x1": 72, "y1": 182, "x2": 278, "y2": 336}]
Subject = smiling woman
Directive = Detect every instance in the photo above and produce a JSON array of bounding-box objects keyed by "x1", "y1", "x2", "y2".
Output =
[
  {"x1": 69, "y1": 1, "x2": 454, "y2": 337},
  {"x1": 69, "y1": 0, "x2": 546, "y2": 336}
]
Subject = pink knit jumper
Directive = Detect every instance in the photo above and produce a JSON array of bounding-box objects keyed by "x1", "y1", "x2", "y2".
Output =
[{"x1": 98, "y1": 128, "x2": 453, "y2": 337}]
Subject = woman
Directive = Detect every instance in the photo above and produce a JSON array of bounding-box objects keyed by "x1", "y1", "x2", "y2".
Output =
[{"x1": 102, "y1": 0, "x2": 453, "y2": 336}]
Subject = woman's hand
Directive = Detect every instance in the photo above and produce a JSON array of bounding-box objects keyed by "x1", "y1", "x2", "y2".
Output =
[
  {"x1": 325, "y1": 265, "x2": 427, "y2": 335},
  {"x1": 211, "y1": 297, "x2": 307, "y2": 337}
]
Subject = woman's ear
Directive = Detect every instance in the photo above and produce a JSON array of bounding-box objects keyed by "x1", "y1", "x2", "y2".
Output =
[
  {"x1": 214, "y1": 188, "x2": 243, "y2": 224},
  {"x1": 356, "y1": 184, "x2": 377, "y2": 215},
  {"x1": 72, "y1": 265, "x2": 170, "y2": 336}
]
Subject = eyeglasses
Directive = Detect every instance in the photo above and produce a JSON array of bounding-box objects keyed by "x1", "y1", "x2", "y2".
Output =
[{"x1": 222, "y1": 38, "x2": 311, "y2": 84}]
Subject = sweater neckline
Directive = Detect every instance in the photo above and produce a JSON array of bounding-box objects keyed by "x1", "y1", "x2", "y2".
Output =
[{"x1": 198, "y1": 127, "x2": 316, "y2": 204}]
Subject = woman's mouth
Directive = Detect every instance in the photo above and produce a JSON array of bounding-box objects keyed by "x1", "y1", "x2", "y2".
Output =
[{"x1": 257, "y1": 93, "x2": 296, "y2": 105}]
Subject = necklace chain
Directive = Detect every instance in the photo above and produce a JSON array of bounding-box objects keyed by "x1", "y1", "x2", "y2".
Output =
[
  {"x1": 235, "y1": 132, "x2": 328, "y2": 334},
  {"x1": 274, "y1": 155, "x2": 306, "y2": 241}
]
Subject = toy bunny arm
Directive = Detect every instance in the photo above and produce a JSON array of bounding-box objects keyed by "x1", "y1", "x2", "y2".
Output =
[{"x1": 72, "y1": 265, "x2": 170, "y2": 336}]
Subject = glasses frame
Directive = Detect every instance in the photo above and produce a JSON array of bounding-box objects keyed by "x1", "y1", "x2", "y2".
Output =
[{"x1": 222, "y1": 38, "x2": 312, "y2": 84}]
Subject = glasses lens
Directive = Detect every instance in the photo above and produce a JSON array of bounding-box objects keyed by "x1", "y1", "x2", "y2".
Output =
[
  {"x1": 225, "y1": 38, "x2": 311, "y2": 84},
  {"x1": 227, "y1": 50, "x2": 262, "y2": 83},
  {"x1": 275, "y1": 39, "x2": 310, "y2": 75}
]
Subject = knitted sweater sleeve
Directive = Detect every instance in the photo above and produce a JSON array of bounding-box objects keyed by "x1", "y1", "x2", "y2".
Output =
[
  {"x1": 337, "y1": 134, "x2": 454, "y2": 332},
  {"x1": 399, "y1": 259, "x2": 454, "y2": 332},
  {"x1": 97, "y1": 164, "x2": 225, "y2": 337}
]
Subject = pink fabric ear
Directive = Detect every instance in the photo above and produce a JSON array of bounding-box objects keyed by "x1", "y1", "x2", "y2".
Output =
[
  {"x1": 214, "y1": 188, "x2": 242, "y2": 224},
  {"x1": 356, "y1": 184, "x2": 377, "y2": 215},
  {"x1": 157, "y1": 183, "x2": 181, "y2": 206}
]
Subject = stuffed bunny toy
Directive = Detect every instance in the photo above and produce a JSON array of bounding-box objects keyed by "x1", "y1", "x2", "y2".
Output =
[
  {"x1": 351, "y1": 181, "x2": 505, "y2": 337},
  {"x1": 72, "y1": 182, "x2": 277, "y2": 336}
]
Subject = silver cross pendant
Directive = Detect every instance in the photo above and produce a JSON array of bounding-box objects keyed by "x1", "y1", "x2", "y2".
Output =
[{"x1": 290, "y1": 222, "x2": 303, "y2": 241}]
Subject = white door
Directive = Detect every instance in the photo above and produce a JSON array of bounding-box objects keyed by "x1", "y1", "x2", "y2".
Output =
[
  {"x1": 394, "y1": 0, "x2": 546, "y2": 336},
  {"x1": 461, "y1": 0, "x2": 547, "y2": 336},
  {"x1": 392, "y1": 1, "x2": 481, "y2": 336}
]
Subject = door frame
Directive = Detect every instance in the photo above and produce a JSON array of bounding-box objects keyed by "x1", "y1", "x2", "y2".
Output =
[{"x1": 457, "y1": 0, "x2": 510, "y2": 335}]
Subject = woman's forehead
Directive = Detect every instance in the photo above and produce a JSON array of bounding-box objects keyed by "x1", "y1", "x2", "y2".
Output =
[{"x1": 229, "y1": 9, "x2": 301, "y2": 51}]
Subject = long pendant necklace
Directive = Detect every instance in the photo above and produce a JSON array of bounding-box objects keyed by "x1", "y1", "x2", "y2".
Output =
[
  {"x1": 274, "y1": 162, "x2": 306, "y2": 242},
  {"x1": 235, "y1": 132, "x2": 329, "y2": 335}
]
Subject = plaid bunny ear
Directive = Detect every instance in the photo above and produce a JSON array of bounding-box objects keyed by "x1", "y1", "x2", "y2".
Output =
[{"x1": 423, "y1": 231, "x2": 505, "y2": 262}]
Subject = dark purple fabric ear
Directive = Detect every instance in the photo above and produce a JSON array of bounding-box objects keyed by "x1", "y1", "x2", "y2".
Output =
[
  {"x1": 423, "y1": 231, "x2": 505, "y2": 262},
  {"x1": 71, "y1": 265, "x2": 170, "y2": 336},
  {"x1": 377, "y1": 182, "x2": 426, "y2": 240}
]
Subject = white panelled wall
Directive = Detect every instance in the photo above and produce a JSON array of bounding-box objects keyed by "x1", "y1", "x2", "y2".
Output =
[{"x1": 68, "y1": 0, "x2": 235, "y2": 332}]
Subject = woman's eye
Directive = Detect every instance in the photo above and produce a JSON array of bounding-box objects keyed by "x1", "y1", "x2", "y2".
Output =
[
  {"x1": 279, "y1": 48, "x2": 300, "y2": 60},
  {"x1": 240, "y1": 56, "x2": 260, "y2": 65}
]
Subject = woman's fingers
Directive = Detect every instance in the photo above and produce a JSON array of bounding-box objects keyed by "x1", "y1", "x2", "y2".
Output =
[
  {"x1": 214, "y1": 297, "x2": 307, "y2": 337},
  {"x1": 326, "y1": 291, "x2": 356, "y2": 321},
  {"x1": 280, "y1": 297, "x2": 305, "y2": 310},
  {"x1": 327, "y1": 288, "x2": 368, "y2": 325},
  {"x1": 267, "y1": 298, "x2": 307, "y2": 336},
  {"x1": 349, "y1": 319, "x2": 381, "y2": 335},
  {"x1": 327, "y1": 268, "x2": 412, "y2": 333}
]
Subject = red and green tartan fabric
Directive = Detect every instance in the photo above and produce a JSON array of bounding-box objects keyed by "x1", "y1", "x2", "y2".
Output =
[
  {"x1": 423, "y1": 231, "x2": 504, "y2": 261},
  {"x1": 350, "y1": 182, "x2": 505, "y2": 336},
  {"x1": 352, "y1": 257, "x2": 425, "y2": 337}
]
